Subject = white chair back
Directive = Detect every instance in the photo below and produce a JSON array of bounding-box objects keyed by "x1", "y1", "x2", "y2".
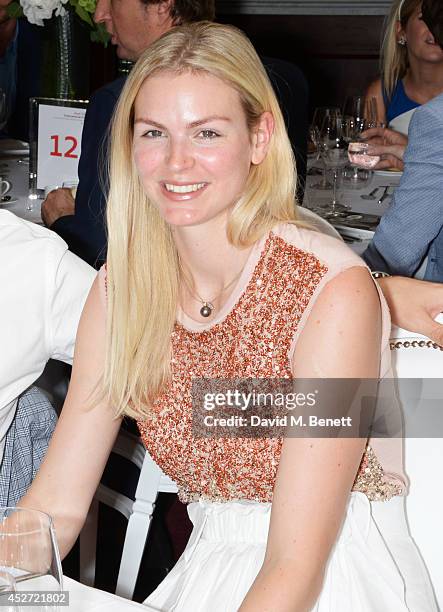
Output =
[
  {"x1": 297, "y1": 206, "x2": 343, "y2": 240},
  {"x1": 80, "y1": 429, "x2": 177, "y2": 600},
  {"x1": 390, "y1": 325, "x2": 443, "y2": 607}
]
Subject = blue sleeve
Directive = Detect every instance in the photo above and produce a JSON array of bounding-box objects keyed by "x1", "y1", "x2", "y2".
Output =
[
  {"x1": 363, "y1": 100, "x2": 443, "y2": 276},
  {"x1": 51, "y1": 84, "x2": 119, "y2": 268}
]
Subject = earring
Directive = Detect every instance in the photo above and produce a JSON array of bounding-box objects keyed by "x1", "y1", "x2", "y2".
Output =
[{"x1": 398, "y1": 37, "x2": 407, "y2": 46}]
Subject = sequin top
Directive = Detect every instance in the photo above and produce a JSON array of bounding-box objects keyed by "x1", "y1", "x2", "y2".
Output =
[{"x1": 103, "y1": 225, "x2": 406, "y2": 503}]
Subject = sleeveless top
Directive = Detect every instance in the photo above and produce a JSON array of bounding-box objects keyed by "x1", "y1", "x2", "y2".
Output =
[
  {"x1": 101, "y1": 225, "x2": 406, "y2": 504},
  {"x1": 383, "y1": 80, "x2": 420, "y2": 134}
]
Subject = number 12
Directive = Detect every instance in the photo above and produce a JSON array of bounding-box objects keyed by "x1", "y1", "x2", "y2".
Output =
[{"x1": 50, "y1": 135, "x2": 78, "y2": 159}]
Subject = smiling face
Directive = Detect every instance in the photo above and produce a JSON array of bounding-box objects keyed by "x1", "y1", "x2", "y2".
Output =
[
  {"x1": 132, "y1": 71, "x2": 272, "y2": 229},
  {"x1": 399, "y1": 3, "x2": 443, "y2": 63}
]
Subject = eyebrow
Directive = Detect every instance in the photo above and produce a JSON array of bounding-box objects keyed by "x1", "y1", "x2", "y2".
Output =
[{"x1": 134, "y1": 115, "x2": 232, "y2": 128}]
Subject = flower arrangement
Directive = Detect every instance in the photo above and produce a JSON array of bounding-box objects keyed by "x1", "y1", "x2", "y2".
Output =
[{"x1": 7, "y1": 0, "x2": 109, "y2": 44}]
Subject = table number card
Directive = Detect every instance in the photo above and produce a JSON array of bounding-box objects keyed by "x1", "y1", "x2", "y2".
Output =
[{"x1": 29, "y1": 98, "x2": 88, "y2": 197}]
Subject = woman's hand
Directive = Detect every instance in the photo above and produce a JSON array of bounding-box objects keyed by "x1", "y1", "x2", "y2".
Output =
[{"x1": 378, "y1": 276, "x2": 443, "y2": 346}]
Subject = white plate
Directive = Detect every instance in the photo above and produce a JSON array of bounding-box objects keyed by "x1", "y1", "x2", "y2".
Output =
[
  {"x1": 374, "y1": 169, "x2": 403, "y2": 178},
  {"x1": 0, "y1": 139, "x2": 30, "y2": 156}
]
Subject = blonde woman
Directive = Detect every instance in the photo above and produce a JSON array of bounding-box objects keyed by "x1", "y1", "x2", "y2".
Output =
[
  {"x1": 17, "y1": 23, "x2": 437, "y2": 611},
  {"x1": 367, "y1": 0, "x2": 443, "y2": 134}
]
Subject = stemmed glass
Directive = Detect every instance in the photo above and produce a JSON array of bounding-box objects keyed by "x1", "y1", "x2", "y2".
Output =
[
  {"x1": 309, "y1": 107, "x2": 340, "y2": 190},
  {"x1": 342, "y1": 114, "x2": 371, "y2": 186},
  {"x1": 317, "y1": 113, "x2": 349, "y2": 217},
  {"x1": 0, "y1": 508, "x2": 63, "y2": 611},
  {"x1": 341, "y1": 95, "x2": 380, "y2": 185},
  {"x1": 342, "y1": 95, "x2": 378, "y2": 128}
]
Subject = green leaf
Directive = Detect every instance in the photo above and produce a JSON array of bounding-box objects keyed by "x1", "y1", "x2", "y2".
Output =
[
  {"x1": 90, "y1": 22, "x2": 110, "y2": 46},
  {"x1": 75, "y1": 4, "x2": 93, "y2": 26},
  {"x1": 7, "y1": 2, "x2": 23, "y2": 18}
]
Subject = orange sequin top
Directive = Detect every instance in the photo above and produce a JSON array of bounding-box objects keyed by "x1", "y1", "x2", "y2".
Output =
[{"x1": 103, "y1": 225, "x2": 406, "y2": 503}]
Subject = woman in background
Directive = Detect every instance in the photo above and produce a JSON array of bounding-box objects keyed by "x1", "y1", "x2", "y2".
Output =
[{"x1": 366, "y1": 0, "x2": 443, "y2": 134}]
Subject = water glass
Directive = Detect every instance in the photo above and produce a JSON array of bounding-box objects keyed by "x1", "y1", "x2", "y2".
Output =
[{"x1": 0, "y1": 508, "x2": 62, "y2": 612}]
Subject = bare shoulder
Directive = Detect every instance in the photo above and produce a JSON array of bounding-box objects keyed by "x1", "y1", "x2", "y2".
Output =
[
  {"x1": 307, "y1": 266, "x2": 380, "y2": 327},
  {"x1": 294, "y1": 266, "x2": 382, "y2": 378}
]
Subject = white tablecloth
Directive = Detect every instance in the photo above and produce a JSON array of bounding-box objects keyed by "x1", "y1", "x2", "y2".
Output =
[
  {"x1": 63, "y1": 576, "x2": 153, "y2": 611},
  {"x1": 304, "y1": 164, "x2": 402, "y2": 255},
  {"x1": 13, "y1": 575, "x2": 153, "y2": 611},
  {"x1": 304, "y1": 165, "x2": 402, "y2": 218}
]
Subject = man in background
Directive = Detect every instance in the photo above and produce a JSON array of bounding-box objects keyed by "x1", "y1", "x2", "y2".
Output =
[
  {"x1": 362, "y1": 0, "x2": 443, "y2": 282},
  {"x1": 41, "y1": 0, "x2": 308, "y2": 267}
]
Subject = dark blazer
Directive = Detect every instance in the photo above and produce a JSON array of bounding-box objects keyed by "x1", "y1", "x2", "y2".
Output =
[
  {"x1": 51, "y1": 77, "x2": 125, "y2": 267},
  {"x1": 52, "y1": 61, "x2": 308, "y2": 269}
]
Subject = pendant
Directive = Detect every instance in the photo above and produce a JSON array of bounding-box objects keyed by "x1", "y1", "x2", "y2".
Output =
[{"x1": 200, "y1": 302, "x2": 214, "y2": 318}]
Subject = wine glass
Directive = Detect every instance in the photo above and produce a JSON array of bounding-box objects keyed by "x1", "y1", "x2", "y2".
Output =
[
  {"x1": 342, "y1": 95, "x2": 379, "y2": 127},
  {"x1": 0, "y1": 508, "x2": 63, "y2": 611},
  {"x1": 317, "y1": 113, "x2": 349, "y2": 217},
  {"x1": 309, "y1": 106, "x2": 340, "y2": 190},
  {"x1": 342, "y1": 95, "x2": 380, "y2": 185}
]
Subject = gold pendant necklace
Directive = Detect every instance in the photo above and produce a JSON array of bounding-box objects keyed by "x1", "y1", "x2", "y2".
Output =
[{"x1": 179, "y1": 263, "x2": 244, "y2": 318}]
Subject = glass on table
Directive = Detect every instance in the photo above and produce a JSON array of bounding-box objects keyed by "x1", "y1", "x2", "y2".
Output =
[
  {"x1": 315, "y1": 113, "x2": 349, "y2": 217},
  {"x1": 342, "y1": 95, "x2": 380, "y2": 127},
  {"x1": 0, "y1": 507, "x2": 63, "y2": 612},
  {"x1": 342, "y1": 165, "x2": 372, "y2": 190},
  {"x1": 309, "y1": 106, "x2": 341, "y2": 190}
]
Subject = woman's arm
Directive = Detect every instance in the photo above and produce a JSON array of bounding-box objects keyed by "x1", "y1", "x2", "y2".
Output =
[
  {"x1": 240, "y1": 266, "x2": 381, "y2": 611},
  {"x1": 18, "y1": 277, "x2": 122, "y2": 558}
]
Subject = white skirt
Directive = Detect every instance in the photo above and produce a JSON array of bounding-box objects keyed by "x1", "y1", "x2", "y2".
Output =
[{"x1": 144, "y1": 492, "x2": 438, "y2": 612}]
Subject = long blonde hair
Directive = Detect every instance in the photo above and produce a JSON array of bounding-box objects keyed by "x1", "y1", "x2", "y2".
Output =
[
  {"x1": 105, "y1": 21, "x2": 298, "y2": 418},
  {"x1": 381, "y1": 0, "x2": 422, "y2": 99}
]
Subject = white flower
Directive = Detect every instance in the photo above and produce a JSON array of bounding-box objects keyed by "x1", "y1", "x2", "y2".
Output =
[{"x1": 20, "y1": 0, "x2": 68, "y2": 26}]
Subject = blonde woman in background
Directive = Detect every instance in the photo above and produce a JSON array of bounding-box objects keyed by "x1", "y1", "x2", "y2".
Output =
[
  {"x1": 366, "y1": 0, "x2": 443, "y2": 134},
  {"x1": 16, "y1": 22, "x2": 437, "y2": 611}
]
